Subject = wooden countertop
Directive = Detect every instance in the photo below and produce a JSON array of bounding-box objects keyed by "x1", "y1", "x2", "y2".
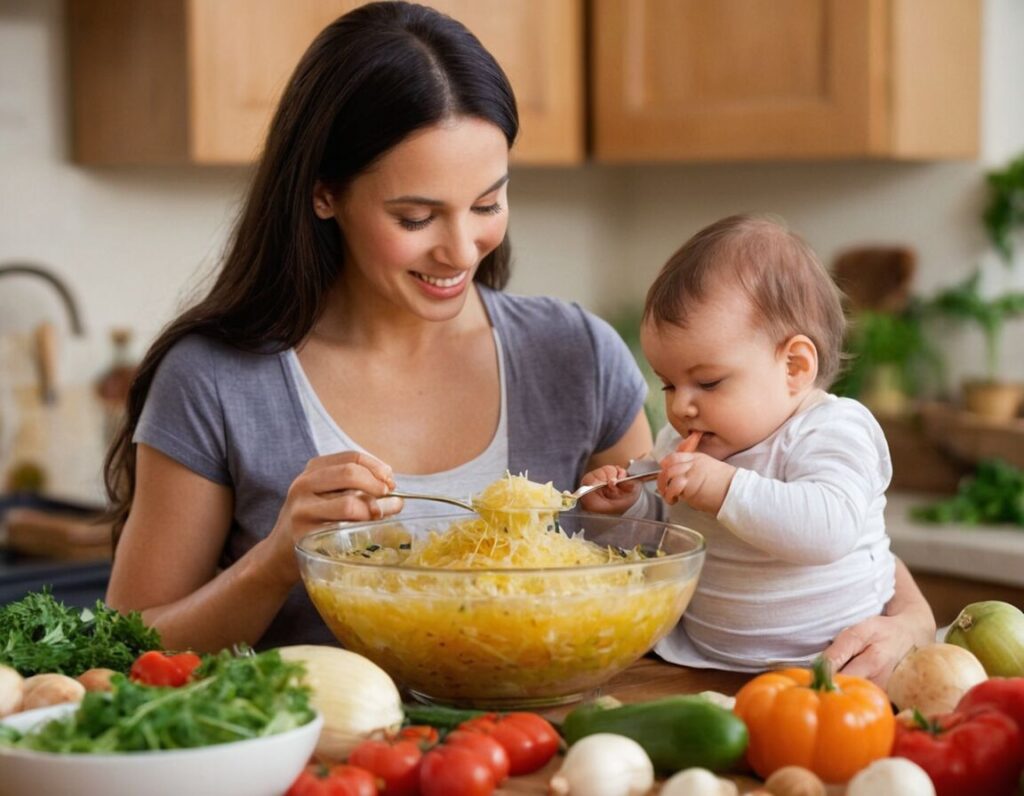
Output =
[{"x1": 497, "y1": 656, "x2": 765, "y2": 794}]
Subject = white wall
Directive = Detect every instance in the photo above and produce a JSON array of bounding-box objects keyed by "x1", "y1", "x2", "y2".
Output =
[{"x1": 1, "y1": 0, "x2": 1023, "y2": 391}]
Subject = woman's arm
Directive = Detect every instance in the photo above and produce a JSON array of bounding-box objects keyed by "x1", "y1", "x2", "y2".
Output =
[
  {"x1": 106, "y1": 444, "x2": 396, "y2": 652},
  {"x1": 585, "y1": 409, "x2": 653, "y2": 471},
  {"x1": 822, "y1": 557, "x2": 936, "y2": 687}
]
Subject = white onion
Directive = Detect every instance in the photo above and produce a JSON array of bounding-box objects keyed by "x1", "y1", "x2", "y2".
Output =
[
  {"x1": 276, "y1": 645, "x2": 403, "y2": 762},
  {"x1": 886, "y1": 642, "x2": 987, "y2": 715}
]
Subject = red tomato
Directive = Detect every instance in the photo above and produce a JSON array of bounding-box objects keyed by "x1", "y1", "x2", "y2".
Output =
[
  {"x1": 420, "y1": 745, "x2": 495, "y2": 796},
  {"x1": 169, "y1": 651, "x2": 203, "y2": 681},
  {"x1": 458, "y1": 712, "x2": 559, "y2": 775},
  {"x1": 286, "y1": 764, "x2": 378, "y2": 796},
  {"x1": 129, "y1": 650, "x2": 203, "y2": 687},
  {"x1": 957, "y1": 677, "x2": 1024, "y2": 734},
  {"x1": 445, "y1": 730, "x2": 510, "y2": 783},
  {"x1": 397, "y1": 725, "x2": 440, "y2": 746},
  {"x1": 892, "y1": 707, "x2": 1023, "y2": 796},
  {"x1": 348, "y1": 736, "x2": 423, "y2": 796}
]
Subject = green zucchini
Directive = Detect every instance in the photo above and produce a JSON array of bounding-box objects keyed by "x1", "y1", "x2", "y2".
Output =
[
  {"x1": 561, "y1": 695, "x2": 748, "y2": 774},
  {"x1": 401, "y1": 702, "x2": 490, "y2": 730}
]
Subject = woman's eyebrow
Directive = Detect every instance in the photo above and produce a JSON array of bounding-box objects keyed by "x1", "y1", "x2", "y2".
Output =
[{"x1": 384, "y1": 174, "x2": 509, "y2": 206}]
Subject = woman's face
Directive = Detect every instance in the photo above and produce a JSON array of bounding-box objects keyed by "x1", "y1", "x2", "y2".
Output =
[{"x1": 316, "y1": 117, "x2": 510, "y2": 323}]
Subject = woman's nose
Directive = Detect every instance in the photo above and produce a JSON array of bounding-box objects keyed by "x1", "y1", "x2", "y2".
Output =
[{"x1": 436, "y1": 218, "x2": 478, "y2": 270}]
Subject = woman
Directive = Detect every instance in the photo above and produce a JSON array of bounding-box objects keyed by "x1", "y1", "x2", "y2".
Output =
[{"x1": 105, "y1": 2, "x2": 932, "y2": 684}]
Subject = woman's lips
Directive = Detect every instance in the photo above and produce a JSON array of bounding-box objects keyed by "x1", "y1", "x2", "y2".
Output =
[{"x1": 411, "y1": 270, "x2": 469, "y2": 298}]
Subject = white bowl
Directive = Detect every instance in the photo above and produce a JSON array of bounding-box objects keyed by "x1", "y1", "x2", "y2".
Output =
[{"x1": 0, "y1": 702, "x2": 322, "y2": 796}]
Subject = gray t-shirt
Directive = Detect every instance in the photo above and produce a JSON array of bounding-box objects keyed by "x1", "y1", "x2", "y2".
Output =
[{"x1": 135, "y1": 287, "x2": 646, "y2": 647}]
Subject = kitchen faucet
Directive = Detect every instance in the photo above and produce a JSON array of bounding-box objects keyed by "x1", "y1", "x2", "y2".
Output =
[{"x1": 0, "y1": 262, "x2": 85, "y2": 336}]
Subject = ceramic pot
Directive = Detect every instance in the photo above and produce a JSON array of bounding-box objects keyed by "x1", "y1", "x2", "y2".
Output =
[{"x1": 962, "y1": 380, "x2": 1024, "y2": 421}]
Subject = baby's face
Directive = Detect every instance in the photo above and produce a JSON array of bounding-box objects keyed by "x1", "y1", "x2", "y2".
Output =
[{"x1": 641, "y1": 289, "x2": 805, "y2": 461}]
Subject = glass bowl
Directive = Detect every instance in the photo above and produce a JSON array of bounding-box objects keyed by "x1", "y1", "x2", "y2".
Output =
[{"x1": 296, "y1": 510, "x2": 704, "y2": 708}]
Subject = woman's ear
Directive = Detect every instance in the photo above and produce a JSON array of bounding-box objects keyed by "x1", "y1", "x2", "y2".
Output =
[
  {"x1": 312, "y1": 181, "x2": 336, "y2": 220},
  {"x1": 782, "y1": 334, "x2": 818, "y2": 392}
]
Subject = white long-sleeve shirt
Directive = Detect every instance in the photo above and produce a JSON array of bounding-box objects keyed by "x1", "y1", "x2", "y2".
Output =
[{"x1": 651, "y1": 394, "x2": 896, "y2": 671}]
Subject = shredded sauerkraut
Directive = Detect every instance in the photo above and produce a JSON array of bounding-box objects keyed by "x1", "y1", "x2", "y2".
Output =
[{"x1": 303, "y1": 473, "x2": 697, "y2": 706}]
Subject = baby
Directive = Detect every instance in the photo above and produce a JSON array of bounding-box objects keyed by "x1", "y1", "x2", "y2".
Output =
[{"x1": 582, "y1": 214, "x2": 896, "y2": 671}]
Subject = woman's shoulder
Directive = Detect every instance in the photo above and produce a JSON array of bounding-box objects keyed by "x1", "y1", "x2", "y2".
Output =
[
  {"x1": 160, "y1": 333, "x2": 284, "y2": 375},
  {"x1": 482, "y1": 288, "x2": 622, "y2": 348}
]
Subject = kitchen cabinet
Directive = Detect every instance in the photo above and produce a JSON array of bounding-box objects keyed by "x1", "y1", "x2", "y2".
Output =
[
  {"x1": 67, "y1": 0, "x2": 584, "y2": 166},
  {"x1": 591, "y1": 0, "x2": 981, "y2": 161}
]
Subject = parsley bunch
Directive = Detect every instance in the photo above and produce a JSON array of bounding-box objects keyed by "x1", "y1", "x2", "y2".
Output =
[
  {"x1": 0, "y1": 589, "x2": 160, "y2": 676},
  {"x1": 912, "y1": 459, "x2": 1024, "y2": 526},
  {"x1": 1, "y1": 649, "x2": 314, "y2": 753}
]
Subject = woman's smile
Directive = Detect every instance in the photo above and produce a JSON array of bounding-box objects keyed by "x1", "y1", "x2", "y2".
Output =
[{"x1": 411, "y1": 269, "x2": 469, "y2": 297}]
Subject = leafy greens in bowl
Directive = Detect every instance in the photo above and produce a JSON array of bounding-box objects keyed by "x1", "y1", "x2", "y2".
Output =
[{"x1": 0, "y1": 649, "x2": 320, "y2": 796}]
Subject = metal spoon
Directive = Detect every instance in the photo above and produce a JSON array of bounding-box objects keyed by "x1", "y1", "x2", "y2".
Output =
[
  {"x1": 559, "y1": 469, "x2": 661, "y2": 509},
  {"x1": 386, "y1": 469, "x2": 662, "y2": 513}
]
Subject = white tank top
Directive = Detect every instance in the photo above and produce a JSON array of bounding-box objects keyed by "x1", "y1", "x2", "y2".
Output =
[{"x1": 285, "y1": 331, "x2": 509, "y2": 520}]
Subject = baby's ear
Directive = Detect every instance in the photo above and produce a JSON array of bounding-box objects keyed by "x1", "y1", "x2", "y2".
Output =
[{"x1": 782, "y1": 335, "x2": 818, "y2": 392}]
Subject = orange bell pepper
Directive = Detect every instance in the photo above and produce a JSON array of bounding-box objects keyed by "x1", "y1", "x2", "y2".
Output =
[{"x1": 733, "y1": 656, "x2": 895, "y2": 783}]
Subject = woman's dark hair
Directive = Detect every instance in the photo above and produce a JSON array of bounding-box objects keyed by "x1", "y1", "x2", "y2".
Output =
[{"x1": 104, "y1": 1, "x2": 519, "y2": 538}]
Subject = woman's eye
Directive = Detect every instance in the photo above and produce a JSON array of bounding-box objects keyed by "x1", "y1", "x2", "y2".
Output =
[
  {"x1": 472, "y1": 202, "x2": 503, "y2": 216},
  {"x1": 398, "y1": 215, "x2": 433, "y2": 231},
  {"x1": 698, "y1": 380, "x2": 722, "y2": 390}
]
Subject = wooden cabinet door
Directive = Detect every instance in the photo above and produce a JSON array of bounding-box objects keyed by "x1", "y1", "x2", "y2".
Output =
[
  {"x1": 591, "y1": 0, "x2": 886, "y2": 161},
  {"x1": 429, "y1": 0, "x2": 584, "y2": 164},
  {"x1": 188, "y1": 0, "x2": 584, "y2": 165},
  {"x1": 591, "y1": 0, "x2": 979, "y2": 161},
  {"x1": 70, "y1": 0, "x2": 583, "y2": 165},
  {"x1": 187, "y1": 0, "x2": 347, "y2": 164}
]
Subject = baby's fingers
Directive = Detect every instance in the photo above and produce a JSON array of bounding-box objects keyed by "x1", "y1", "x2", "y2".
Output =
[
  {"x1": 658, "y1": 460, "x2": 692, "y2": 504},
  {"x1": 580, "y1": 465, "x2": 626, "y2": 487}
]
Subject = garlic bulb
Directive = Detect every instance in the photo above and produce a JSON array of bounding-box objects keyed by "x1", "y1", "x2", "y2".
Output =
[
  {"x1": 846, "y1": 757, "x2": 935, "y2": 796},
  {"x1": 549, "y1": 733, "x2": 655, "y2": 796},
  {"x1": 660, "y1": 767, "x2": 738, "y2": 796},
  {"x1": 276, "y1": 645, "x2": 403, "y2": 762}
]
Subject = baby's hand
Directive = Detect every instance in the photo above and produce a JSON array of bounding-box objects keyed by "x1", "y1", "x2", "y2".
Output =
[
  {"x1": 578, "y1": 464, "x2": 641, "y2": 514},
  {"x1": 658, "y1": 446, "x2": 736, "y2": 516}
]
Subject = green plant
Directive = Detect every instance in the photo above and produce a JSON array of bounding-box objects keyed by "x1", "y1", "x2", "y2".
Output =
[
  {"x1": 912, "y1": 459, "x2": 1024, "y2": 526},
  {"x1": 927, "y1": 270, "x2": 1024, "y2": 381},
  {"x1": 984, "y1": 152, "x2": 1024, "y2": 265},
  {"x1": 832, "y1": 301, "x2": 942, "y2": 402},
  {"x1": 604, "y1": 306, "x2": 666, "y2": 433}
]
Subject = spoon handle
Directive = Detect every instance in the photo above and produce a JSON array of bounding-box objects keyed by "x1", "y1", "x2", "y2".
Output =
[{"x1": 385, "y1": 491, "x2": 475, "y2": 512}]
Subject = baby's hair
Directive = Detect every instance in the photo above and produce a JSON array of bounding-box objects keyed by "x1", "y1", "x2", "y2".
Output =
[{"x1": 643, "y1": 214, "x2": 846, "y2": 387}]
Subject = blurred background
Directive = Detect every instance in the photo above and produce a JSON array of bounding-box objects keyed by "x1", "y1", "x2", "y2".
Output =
[{"x1": 1, "y1": 0, "x2": 1023, "y2": 615}]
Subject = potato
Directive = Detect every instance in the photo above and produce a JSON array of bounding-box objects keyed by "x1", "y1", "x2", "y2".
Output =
[
  {"x1": 0, "y1": 665, "x2": 25, "y2": 717},
  {"x1": 22, "y1": 673, "x2": 86, "y2": 710},
  {"x1": 76, "y1": 668, "x2": 117, "y2": 692}
]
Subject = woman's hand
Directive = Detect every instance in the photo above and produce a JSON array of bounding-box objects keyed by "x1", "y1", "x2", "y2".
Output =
[
  {"x1": 266, "y1": 451, "x2": 399, "y2": 581},
  {"x1": 578, "y1": 464, "x2": 641, "y2": 514},
  {"x1": 822, "y1": 559, "x2": 937, "y2": 688}
]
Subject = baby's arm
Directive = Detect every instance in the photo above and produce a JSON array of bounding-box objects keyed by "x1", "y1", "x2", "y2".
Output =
[{"x1": 718, "y1": 413, "x2": 887, "y2": 565}]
